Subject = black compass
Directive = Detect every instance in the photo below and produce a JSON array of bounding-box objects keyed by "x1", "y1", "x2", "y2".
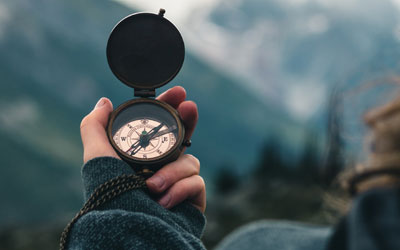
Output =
[{"x1": 106, "y1": 9, "x2": 189, "y2": 171}]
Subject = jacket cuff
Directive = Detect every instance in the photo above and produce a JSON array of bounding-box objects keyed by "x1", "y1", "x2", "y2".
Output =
[
  {"x1": 81, "y1": 157, "x2": 135, "y2": 201},
  {"x1": 80, "y1": 156, "x2": 206, "y2": 239}
]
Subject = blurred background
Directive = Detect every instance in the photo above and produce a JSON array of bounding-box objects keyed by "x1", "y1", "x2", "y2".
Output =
[{"x1": 1, "y1": 0, "x2": 400, "y2": 249}]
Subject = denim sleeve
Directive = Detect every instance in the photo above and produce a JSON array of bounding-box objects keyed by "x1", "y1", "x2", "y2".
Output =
[
  {"x1": 327, "y1": 187, "x2": 400, "y2": 250},
  {"x1": 67, "y1": 157, "x2": 206, "y2": 250}
]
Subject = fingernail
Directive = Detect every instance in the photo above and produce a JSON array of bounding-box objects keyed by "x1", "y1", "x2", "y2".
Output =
[
  {"x1": 94, "y1": 98, "x2": 106, "y2": 109},
  {"x1": 148, "y1": 176, "x2": 165, "y2": 190},
  {"x1": 158, "y1": 194, "x2": 171, "y2": 208}
]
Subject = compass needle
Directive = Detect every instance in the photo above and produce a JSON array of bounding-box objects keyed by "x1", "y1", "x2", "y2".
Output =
[{"x1": 152, "y1": 125, "x2": 177, "y2": 139}]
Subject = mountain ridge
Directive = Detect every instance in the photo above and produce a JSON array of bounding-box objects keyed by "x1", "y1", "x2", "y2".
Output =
[{"x1": 0, "y1": 0, "x2": 303, "y2": 224}]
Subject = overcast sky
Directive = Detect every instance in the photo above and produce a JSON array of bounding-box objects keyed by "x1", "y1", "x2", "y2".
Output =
[
  {"x1": 116, "y1": 0, "x2": 400, "y2": 20},
  {"x1": 114, "y1": 0, "x2": 400, "y2": 121},
  {"x1": 115, "y1": 0, "x2": 219, "y2": 25}
]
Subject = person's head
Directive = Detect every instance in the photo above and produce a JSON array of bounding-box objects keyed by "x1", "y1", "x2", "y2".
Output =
[
  {"x1": 325, "y1": 82, "x2": 400, "y2": 216},
  {"x1": 350, "y1": 94, "x2": 400, "y2": 193}
]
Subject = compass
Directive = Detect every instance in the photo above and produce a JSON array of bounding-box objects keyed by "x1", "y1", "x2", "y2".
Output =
[{"x1": 106, "y1": 9, "x2": 190, "y2": 171}]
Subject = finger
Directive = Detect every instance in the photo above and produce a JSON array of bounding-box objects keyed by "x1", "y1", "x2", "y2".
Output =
[
  {"x1": 158, "y1": 175, "x2": 206, "y2": 213},
  {"x1": 80, "y1": 97, "x2": 120, "y2": 163},
  {"x1": 146, "y1": 154, "x2": 200, "y2": 193},
  {"x1": 177, "y1": 101, "x2": 198, "y2": 141},
  {"x1": 157, "y1": 86, "x2": 186, "y2": 109}
]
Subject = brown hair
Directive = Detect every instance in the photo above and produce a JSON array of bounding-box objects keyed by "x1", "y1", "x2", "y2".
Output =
[
  {"x1": 325, "y1": 91, "x2": 400, "y2": 219},
  {"x1": 351, "y1": 95, "x2": 400, "y2": 193}
]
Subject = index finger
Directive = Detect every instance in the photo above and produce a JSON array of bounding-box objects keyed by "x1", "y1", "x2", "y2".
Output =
[
  {"x1": 177, "y1": 101, "x2": 198, "y2": 141},
  {"x1": 157, "y1": 86, "x2": 186, "y2": 109},
  {"x1": 157, "y1": 86, "x2": 198, "y2": 142}
]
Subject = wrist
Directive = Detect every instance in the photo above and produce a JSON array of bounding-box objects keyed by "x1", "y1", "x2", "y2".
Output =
[{"x1": 82, "y1": 157, "x2": 135, "y2": 201}]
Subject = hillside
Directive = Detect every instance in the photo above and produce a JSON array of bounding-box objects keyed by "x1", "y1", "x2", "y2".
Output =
[{"x1": 0, "y1": 0, "x2": 302, "y2": 224}]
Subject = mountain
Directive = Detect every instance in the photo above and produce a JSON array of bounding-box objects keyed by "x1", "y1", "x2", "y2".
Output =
[
  {"x1": 0, "y1": 0, "x2": 302, "y2": 225},
  {"x1": 183, "y1": 0, "x2": 400, "y2": 123},
  {"x1": 177, "y1": 0, "x2": 400, "y2": 164}
]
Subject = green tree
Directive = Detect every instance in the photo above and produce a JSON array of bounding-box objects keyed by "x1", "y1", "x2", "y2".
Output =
[
  {"x1": 254, "y1": 138, "x2": 289, "y2": 180},
  {"x1": 297, "y1": 130, "x2": 321, "y2": 185},
  {"x1": 323, "y1": 89, "x2": 344, "y2": 185},
  {"x1": 214, "y1": 166, "x2": 240, "y2": 194}
]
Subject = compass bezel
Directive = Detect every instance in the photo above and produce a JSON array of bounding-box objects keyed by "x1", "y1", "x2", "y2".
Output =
[{"x1": 107, "y1": 98, "x2": 185, "y2": 170}]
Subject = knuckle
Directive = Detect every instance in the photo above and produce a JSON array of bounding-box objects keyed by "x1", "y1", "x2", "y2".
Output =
[
  {"x1": 80, "y1": 114, "x2": 103, "y2": 134},
  {"x1": 193, "y1": 175, "x2": 205, "y2": 188},
  {"x1": 184, "y1": 154, "x2": 200, "y2": 169},
  {"x1": 80, "y1": 114, "x2": 92, "y2": 131},
  {"x1": 156, "y1": 171, "x2": 174, "y2": 189}
]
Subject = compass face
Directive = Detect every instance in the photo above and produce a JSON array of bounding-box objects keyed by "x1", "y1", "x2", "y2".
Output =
[
  {"x1": 113, "y1": 118, "x2": 177, "y2": 159},
  {"x1": 108, "y1": 99, "x2": 184, "y2": 164}
]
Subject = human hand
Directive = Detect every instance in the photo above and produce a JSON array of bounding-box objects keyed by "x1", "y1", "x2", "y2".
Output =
[
  {"x1": 147, "y1": 154, "x2": 206, "y2": 212},
  {"x1": 80, "y1": 86, "x2": 206, "y2": 212}
]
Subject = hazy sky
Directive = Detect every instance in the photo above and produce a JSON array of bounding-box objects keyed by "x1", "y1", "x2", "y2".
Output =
[
  {"x1": 114, "y1": 0, "x2": 400, "y2": 121},
  {"x1": 116, "y1": 0, "x2": 400, "y2": 20},
  {"x1": 115, "y1": 0, "x2": 219, "y2": 25}
]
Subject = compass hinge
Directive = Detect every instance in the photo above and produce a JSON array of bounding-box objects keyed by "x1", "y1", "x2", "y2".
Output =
[{"x1": 134, "y1": 89, "x2": 156, "y2": 98}]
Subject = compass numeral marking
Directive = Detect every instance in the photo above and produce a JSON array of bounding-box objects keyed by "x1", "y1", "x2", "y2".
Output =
[
  {"x1": 141, "y1": 119, "x2": 148, "y2": 124},
  {"x1": 162, "y1": 137, "x2": 168, "y2": 143},
  {"x1": 156, "y1": 149, "x2": 163, "y2": 155},
  {"x1": 143, "y1": 154, "x2": 147, "y2": 159},
  {"x1": 121, "y1": 137, "x2": 126, "y2": 141},
  {"x1": 127, "y1": 124, "x2": 133, "y2": 129}
]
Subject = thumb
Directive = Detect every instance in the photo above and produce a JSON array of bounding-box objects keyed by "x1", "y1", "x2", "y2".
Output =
[{"x1": 80, "y1": 97, "x2": 120, "y2": 163}]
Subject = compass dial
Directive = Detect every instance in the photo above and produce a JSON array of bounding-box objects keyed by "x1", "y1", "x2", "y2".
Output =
[
  {"x1": 108, "y1": 99, "x2": 185, "y2": 169},
  {"x1": 113, "y1": 118, "x2": 177, "y2": 160}
]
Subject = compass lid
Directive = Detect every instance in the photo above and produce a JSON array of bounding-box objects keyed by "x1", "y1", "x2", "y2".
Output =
[{"x1": 106, "y1": 10, "x2": 185, "y2": 92}]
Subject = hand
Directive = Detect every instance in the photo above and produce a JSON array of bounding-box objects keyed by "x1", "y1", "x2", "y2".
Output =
[
  {"x1": 80, "y1": 86, "x2": 197, "y2": 162},
  {"x1": 147, "y1": 154, "x2": 206, "y2": 213},
  {"x1": 80, "y1": 86, "x2": 206, "y2": 212}
]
